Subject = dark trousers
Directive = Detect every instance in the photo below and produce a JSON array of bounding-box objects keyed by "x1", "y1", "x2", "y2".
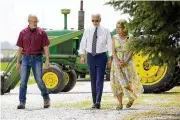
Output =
[{"x1": 87, "y1": 52, "x2": 107, "y2": 104}]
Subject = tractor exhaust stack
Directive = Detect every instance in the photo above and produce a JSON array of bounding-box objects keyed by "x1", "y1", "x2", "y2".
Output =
[{"x1": 78, "y1": 0, "x2": 84, "y2": 30}]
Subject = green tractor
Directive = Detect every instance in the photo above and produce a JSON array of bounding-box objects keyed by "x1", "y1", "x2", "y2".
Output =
[{"x1": 1, "y1": 1, "x2": 179, "y2": 95}]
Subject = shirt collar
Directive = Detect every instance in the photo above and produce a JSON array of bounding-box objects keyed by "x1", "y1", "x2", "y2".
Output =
[
  {"x1": 27, "y1": 26, "x2": 42, "y2": 34},
  {"x1": 92, "y1": 25, "x2": 101, "y2": 29}
]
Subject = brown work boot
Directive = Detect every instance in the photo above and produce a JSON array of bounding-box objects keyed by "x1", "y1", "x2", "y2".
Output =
[
  {"x1": 44, "y1": 99, "x2": 50, "y2": 108},
  {"x1": 17, "y1": 103, "x2": 25, "y2": 109}
]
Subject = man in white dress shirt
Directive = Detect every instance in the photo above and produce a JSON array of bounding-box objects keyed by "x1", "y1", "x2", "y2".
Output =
[{"x1": 78, "y1": 13, "x2": 112, "y2": 109}]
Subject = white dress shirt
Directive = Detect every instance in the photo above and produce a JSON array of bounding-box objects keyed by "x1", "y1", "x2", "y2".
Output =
[{"x1": 78, "y1": 25, "x2": 112, "y2": 56}]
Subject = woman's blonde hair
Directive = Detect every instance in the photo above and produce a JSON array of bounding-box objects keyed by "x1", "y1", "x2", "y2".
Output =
[{"x1": 116, "y1": 19, "x2": 128, "y2": 36}]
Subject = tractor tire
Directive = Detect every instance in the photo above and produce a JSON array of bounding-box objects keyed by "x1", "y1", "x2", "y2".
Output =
[
  {"x1": 1, "y1": 75, "x2": 4, "y2": 95},
  {"x1": 143, "y1": 66, "x2": 179, "y2": 93},
  {"x1": 164, "y1": 66, "x2": 180, "y2": 90},
  {"x1": 134, "y1": 53, "x2": 180, "y2": 93},
  {"x1": 42, "y1": 65, "x2": 66, "y2": 93},
  {"x1": 62, "y1": 70, "x2": 77, "y2": 92}
]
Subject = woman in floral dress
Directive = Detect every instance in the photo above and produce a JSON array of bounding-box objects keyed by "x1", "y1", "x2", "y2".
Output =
[{"x1": 110, "y1": 19, "x2": 143, "y2": 110}]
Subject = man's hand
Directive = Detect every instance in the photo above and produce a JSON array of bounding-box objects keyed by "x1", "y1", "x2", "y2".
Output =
[
  {"x1": 45, "y1": 60, "x2": 51, "y2": 69},
  {"x1": 16, "y1": 62, "x2": 21, "y2": 72},
  {"x1": 107, "y1": 59, "x2": 112, "y2": 69},
  {"x1": 80, "y1": 56, "x2": 86, "y2": 64}
]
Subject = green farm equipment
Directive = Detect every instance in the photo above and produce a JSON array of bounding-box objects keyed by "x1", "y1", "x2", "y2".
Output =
[{"x1": 1, "y1": 0, "x2": 180, "y2": 95}]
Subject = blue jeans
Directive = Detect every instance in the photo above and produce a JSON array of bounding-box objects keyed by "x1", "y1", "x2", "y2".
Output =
[{"x1": 19, "y1": 55, "x2": 49, "y2": 104}]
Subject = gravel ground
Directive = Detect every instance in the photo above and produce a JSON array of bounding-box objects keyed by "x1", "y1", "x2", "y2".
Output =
[{"x1": 1, "y1": 81, "x2": 180, "y2": 120}]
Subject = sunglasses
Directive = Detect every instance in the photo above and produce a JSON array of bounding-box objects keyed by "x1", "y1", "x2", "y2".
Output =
[{"x1": 92, "y1": 20, "x2": 100, "y2": 22}]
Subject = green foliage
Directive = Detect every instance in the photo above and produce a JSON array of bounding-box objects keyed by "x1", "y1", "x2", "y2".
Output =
[{"x1": 106, "y1": 1, "x2": 180, "y2": 67}]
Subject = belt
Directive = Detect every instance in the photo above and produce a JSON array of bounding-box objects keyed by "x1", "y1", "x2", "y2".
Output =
[
  {"x1": 88, "y1": 52, "x2": 106, "y2": 56},
  {"x1": 23, "y1": 53, "x2": 42, "y2": 56}
]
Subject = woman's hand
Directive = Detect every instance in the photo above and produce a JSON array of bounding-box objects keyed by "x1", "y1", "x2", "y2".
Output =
[
  {"x1": 121, "y1": 61, "x2": 128, "y2": 67},
  {"x1": 116, "y1": 60, "x2": 124, "y2": 68},
  {"x1": 116, "y1": 60, "x2": 129, "y2": 68}
]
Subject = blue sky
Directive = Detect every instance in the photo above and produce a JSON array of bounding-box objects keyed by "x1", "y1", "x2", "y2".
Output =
[{"x1": 0, "y1": 0, "x2": 129, "y2": 44}]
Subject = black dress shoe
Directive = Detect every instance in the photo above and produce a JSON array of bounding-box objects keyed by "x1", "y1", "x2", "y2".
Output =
[
  {"x1": 95, "y1": 103, "x2": 101, "y2": 109},
  {"x1": 17, "y1": 103, "x2": 25, "y2": 109},
  {"x1": 92, "y1": 104, "x2": 96, "y2": 108}
]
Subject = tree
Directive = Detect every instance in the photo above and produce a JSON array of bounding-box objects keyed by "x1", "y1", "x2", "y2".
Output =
[{"x1": 106, "y1": 1, "x2": 180, "y2": 67}]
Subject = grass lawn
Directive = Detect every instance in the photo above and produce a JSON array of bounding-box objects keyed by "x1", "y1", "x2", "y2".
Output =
[
  {"x1": 54, "y1": 86, "x2": 180, "y2": 109},
  {"x1": 54, "y1": 86, "x2": 180, "y2": 119}
]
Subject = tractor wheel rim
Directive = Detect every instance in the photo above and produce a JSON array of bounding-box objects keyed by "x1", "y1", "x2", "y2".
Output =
[
  {"x1": 134, "y1": 54, "x2": 167, "y2": 85},
  {"x1": 42, "y1": 72, "x2": 58, "y2": 89},
  {"x1": 64, "y1": 72, "x2": 70, "y2": 85}
]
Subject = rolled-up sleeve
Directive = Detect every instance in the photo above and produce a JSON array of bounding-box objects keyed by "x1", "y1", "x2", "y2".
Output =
[
  {"x1": 42, "y1": 31, "x2": 50, "y2": 47},
  {"x1": 107, "y1": 29, "x2": 112, "y2": 56},
  {"x1": 78, "y1": 30, "x2": 87, "y2": 55},
  {"x1": 16, "y1": 32, "x2": 23, "y2": 48}
]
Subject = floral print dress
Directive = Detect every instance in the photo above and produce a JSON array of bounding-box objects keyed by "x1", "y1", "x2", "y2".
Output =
[{"x1": 110, "y1": 34, "x2": 144, "y2": 99}]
